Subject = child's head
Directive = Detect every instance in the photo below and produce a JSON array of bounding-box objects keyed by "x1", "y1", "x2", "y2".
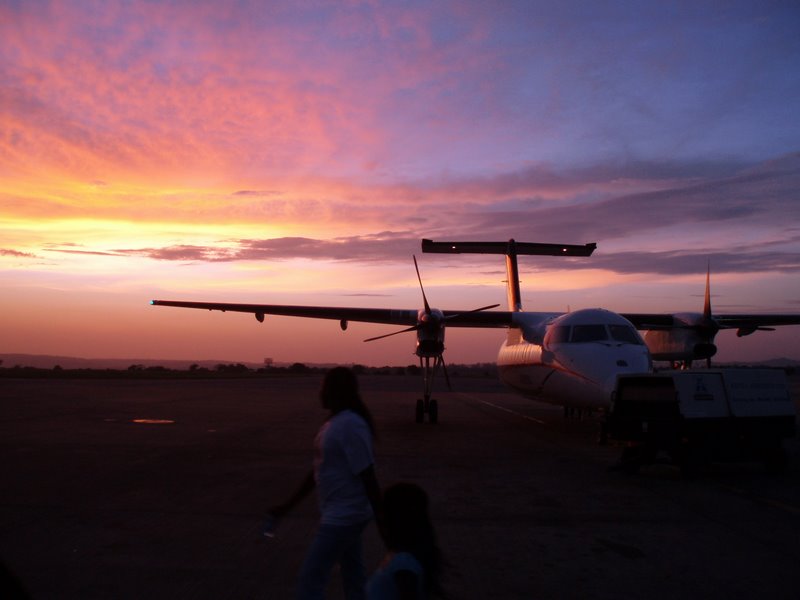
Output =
[
  {"x1": 383, "y1": 482, "x2": 431, "y2": 550},
  {"x1": 383, "y1": 482, "x2": 445, "y2": 596}
]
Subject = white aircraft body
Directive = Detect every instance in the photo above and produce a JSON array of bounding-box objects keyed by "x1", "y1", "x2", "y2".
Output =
[{"x1": 151, "y1": 239, "x2": 800, "y2": 422}]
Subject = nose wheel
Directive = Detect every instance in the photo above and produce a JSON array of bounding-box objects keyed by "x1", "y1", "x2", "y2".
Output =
[
  {"x1": 415, "y1": 395, "x2": 439, "y2": 424},
  {"x1": 415, "y1": 356, "x2": 444, "y2": 424}
]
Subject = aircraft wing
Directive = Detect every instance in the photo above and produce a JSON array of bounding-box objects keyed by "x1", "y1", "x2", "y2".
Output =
[
  {"x1": 713, "y1": 314, "x2": 800, "y2": 330},
  {"x1": 150, "y1": 300, "x2": 515, "y2": 328},
  {"x1": 621, "y1": 312, "x2": 800, "y2": 331},
  {"x1": 442, "y1": 310, "x2": 514, "y2": 327},
  {"x1": 620, "y1": 314, "x2": 680, "y2": 330}
]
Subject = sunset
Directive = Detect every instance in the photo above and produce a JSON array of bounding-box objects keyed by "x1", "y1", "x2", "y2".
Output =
[
  {"x1": 2, "y1": 1, "x2": 799, "y2": 366},
  {"x1": 4, "y1": 5, "x2": 800, "y2": 598}
]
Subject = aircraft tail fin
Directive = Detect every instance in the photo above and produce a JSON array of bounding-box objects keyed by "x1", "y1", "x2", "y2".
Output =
[{"x1": 421, "y1": 239, "x2": 596, "y2": 312}]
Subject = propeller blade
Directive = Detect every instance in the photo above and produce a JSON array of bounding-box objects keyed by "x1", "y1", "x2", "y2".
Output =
[
  {"x1": 444, "y1": 304, "x2": 500, "y2": 321},
  {"x1": 413, "y1": 255, "x2": 432, "y2": 315},
  {"x1": 364, "y1": 325, "x2": 419, "y2": 342},
  {"x1": 366, "y1": 259, "x2": 497, "y2": 350}
]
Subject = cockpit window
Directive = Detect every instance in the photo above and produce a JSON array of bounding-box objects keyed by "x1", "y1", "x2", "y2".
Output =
[
  {"x1": 548, "y1": 326, "x2": 571, "y2": 344},
  {"x1": 570, "y1": 324, "x2": 608, "y2": 343},
  {"x1": 547, "y1": 322, "x2": 643, "y2": 345},
  {"x1": 609, "y1": 324, "x2": 643, "y2": 345}
]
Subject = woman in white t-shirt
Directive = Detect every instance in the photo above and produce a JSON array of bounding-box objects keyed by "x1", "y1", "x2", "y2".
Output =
[
  {"x1": 367, "y1": 483, "x2": 445, "y2": 599},
  {"x1": 271, "y1": 367, "x2": 382, "y2": 600}
]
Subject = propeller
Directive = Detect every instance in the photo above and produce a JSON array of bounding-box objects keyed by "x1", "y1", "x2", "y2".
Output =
[
  {"x1": 673, "y1": 263, "x2": 719, "y2": 368},
  {"x1": 363, "y1": 256, "x2": 499, "y2": 343},
  {"x1": 363, "y1": 255, "x2": 500, "y2": 421}
]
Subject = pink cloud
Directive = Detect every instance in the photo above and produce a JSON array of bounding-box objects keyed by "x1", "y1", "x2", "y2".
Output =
[{"x1": 2, "y1": 1, "x2": 544, "y2": 189}]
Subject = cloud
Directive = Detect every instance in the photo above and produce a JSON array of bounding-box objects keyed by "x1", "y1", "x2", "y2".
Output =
[
  {"x1": 589, "y1": 250, "x2": 800, "y2": 276},
  {"x1": 6, "y1": 1, "x2": 795, "y2": 189},
  {"x1": 114, "y1": 232, "x2": 421, "y2": 263},
  {"x1": 96, "y1": 153, "x2": 800, "y2": 278},
  {"x1": 232, "y1": 190, "x2": 281, "y2": 197},
  {"x1": 3, "y1": 4, "x2": 799, "y2": 283},
  {"x1": 440, "y1": 153, "x2": 800, "y2": 242},
  {"x1": 44, "y1": 248, "x2": 121, "y2": 258},
  {"x1": 1, "y1": 248, "x2": 37, "y2": 258}
]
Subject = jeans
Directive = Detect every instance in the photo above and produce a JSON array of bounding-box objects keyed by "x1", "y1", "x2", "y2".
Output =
[{"x1": 297, "y1": 520, "x2": 370, "y2": 600}]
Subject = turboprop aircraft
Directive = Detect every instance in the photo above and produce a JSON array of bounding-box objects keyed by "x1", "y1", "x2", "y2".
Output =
[
  {"x1": 151, "y1": 239, "x2": 800, "y2": 423},
  {"x1": 621, "y1": 267, "x2": 800, "y2": 369}
]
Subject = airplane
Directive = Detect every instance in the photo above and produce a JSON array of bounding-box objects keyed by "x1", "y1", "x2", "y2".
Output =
[
  {"x1": 621, "y1": 266, "x2": 800, "y2": 369},
  {"x1": 151, "y1": 239, "x2": 800, "y2": 423}
]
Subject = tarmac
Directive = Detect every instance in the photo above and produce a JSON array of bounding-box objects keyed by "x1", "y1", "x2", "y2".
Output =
[{"x1": 1, "y1": 373, "x2": 800, "y2": 599}]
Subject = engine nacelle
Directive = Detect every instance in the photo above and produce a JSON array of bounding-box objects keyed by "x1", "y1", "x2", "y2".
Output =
[
  {"x1": 415, "y1": 308, "x2": 446, "y2": 358},
  {"x1": 644, "y1": 329, "x2": 717, "y2": 362}
]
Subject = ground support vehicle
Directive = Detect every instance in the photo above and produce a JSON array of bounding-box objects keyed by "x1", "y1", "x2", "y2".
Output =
[{"x1": 605, "y1": 369, "x2": 796, "y2": 474}]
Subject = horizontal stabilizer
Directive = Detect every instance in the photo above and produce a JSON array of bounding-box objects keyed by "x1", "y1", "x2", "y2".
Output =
[{"x1": 421, "y1": 239, "x2": 596, "y2": 257}]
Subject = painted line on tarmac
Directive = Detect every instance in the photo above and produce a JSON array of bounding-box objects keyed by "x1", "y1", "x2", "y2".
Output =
[
  {"x1": 761, "y1": 497, "x2": 800, "y2": 516},
  {"x1": 467, "y1": 396, "x2": 547, "y2": 425},
  {"x1": 721, "y1": 484, "x2": 800, "y2": 516}
]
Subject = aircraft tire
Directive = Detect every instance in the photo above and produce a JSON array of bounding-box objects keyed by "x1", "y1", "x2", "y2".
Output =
[
  {"x1": 415, "y1": 399, "x2": 425, "y2": 424},
  {"x1": 428, "y1": 399, "x2": 438, "y2": 424}
]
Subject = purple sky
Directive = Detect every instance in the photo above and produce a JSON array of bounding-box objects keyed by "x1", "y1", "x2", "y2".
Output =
[{"x1": 1, "y1": 1, "x2": 799, "y2": 365}]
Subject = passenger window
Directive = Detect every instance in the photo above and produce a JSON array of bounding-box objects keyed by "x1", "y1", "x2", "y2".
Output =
[
  {"x1": 571, "y1": 324, "x2": 608, "y2": 342},
  {"x1": 609, "y1": 325, "x2": 643, "y2": 345}
]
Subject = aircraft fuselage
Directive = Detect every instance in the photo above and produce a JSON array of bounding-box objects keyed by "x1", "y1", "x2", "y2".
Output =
[{"x1": 497, "y1": 309, "x2": 652, "y2": 409}]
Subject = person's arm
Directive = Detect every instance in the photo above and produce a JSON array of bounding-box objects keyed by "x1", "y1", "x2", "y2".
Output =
[
  {"x1": 270, "y1": 470, "x2": 315, "y2": 518},
  {"x1": 358, "y1": 464, "x2": 383, "y2": 525}
]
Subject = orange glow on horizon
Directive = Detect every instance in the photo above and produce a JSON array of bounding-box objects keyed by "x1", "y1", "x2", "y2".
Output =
[{"x1": 2, "y1": 2, "x2": 799, "y2": 366}]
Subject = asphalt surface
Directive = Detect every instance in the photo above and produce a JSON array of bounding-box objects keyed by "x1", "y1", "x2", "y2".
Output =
[{"x1": 1, "y1": 374, "x2": 799, "y2": 599}]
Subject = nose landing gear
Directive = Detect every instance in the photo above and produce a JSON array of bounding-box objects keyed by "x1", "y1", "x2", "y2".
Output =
[
  {"x1": 415, "y1": 355, "x2": 444, "y2": 423},
  {"x1": 415, "y1": 396, "x2": 439, "y2": 424}
]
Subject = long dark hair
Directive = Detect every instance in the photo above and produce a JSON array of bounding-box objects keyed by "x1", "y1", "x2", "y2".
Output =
[
  {"x1": 320, "y1": 367, "x2": 376, "y2": 437},
  {"x1": 383, "y1": 482, "x2": 445, "y2": 598}
]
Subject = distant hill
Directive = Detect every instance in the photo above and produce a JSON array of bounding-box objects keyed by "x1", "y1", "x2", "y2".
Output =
[
  {"x1": 2, "y1": 353, "x2": 798, "y2": 372},
  {"x1": 0, "y1": 354, "x2": 266, "y2": 371},
  {"x1": 723, "y1": 357, "x2": 800, "y2": 369}
]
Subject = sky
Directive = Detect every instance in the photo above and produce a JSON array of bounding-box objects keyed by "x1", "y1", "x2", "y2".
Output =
[{"x1": 2, "y1": 0, "x2": 800, "y2": 367}]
